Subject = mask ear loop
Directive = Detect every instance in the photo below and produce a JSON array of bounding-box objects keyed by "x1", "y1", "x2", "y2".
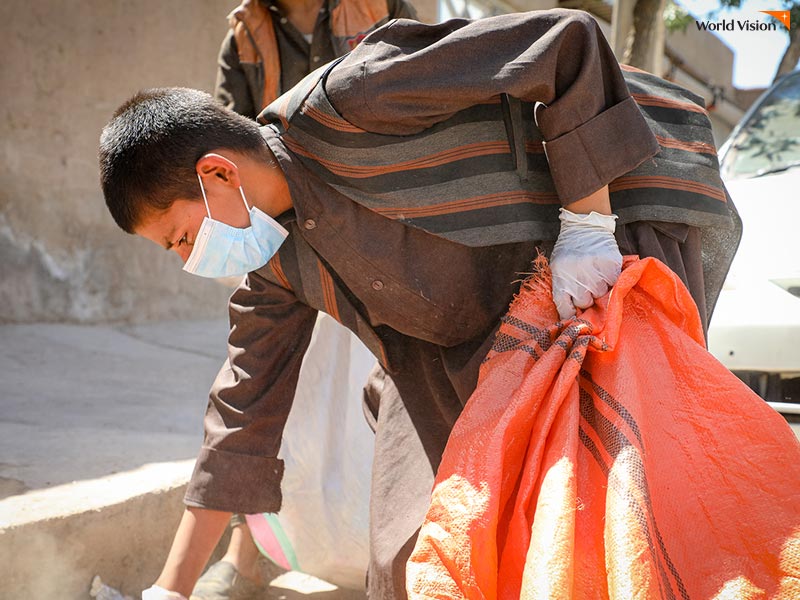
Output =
[
  {"x1": 213, "y1": 156, "x2": 252, "y2": 212},
  {"x1": 197, "y1": 174, "x2": 212, "y2": 217},
  {"x1": 238, "y1": 186, "x2": 252, "y2": 212}
]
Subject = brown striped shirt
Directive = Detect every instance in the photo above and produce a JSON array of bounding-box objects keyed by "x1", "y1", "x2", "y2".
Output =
[{"x1": 185, "y1": 9, "x2": 740, "y2": 513}]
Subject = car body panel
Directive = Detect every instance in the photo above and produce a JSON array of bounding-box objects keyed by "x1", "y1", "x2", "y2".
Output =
[{"x1": 706, "y1": 72, "x2": 800, "y2": 408}]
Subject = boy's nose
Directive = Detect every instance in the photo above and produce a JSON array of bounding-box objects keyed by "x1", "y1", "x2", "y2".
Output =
[{"x1": 176, "y1": 245, "x2": 193, "y2": 263}]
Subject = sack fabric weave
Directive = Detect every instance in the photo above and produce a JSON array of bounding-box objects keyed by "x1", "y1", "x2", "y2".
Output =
[{"x1": 407, "y1": 257, "x2": 800, "y2": 599}]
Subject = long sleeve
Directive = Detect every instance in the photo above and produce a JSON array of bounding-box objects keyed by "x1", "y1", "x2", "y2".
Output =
[
  {"x1": 214, "y1": 30, "x2": 259, "y2": 119},
  {"x1": 325, "y1": 9, "x2": 659, "y2": 204},
  {"x1": 184, "y1": 271, "x2": 317, "y2": 514}
]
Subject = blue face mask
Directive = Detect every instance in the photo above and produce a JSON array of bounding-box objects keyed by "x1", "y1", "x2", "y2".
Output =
[{"x1": 182, "y1": 174, "x2": 288, "y2": 278}]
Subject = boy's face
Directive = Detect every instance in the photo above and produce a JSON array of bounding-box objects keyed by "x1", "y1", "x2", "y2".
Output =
[
  {"x1": 131, "y1": 152, "x2": 291, "y2": 267},
  {"x1": 135, "y1": 184, "x2": 251, "y2": 263},
  {"x1": 135, "y1": 161, "x2": 250, "y2": 263},
  {"x1": 135, "y1": 198, "x2": 208, "y2": 263}
]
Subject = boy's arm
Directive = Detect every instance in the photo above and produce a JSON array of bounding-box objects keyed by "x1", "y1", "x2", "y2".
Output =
[
  {"x1": 328, "y1": 10, "x2": 638, "y2": 317},
  {"x1": 152, "y1": 507, "x2": 232, "y2": 597},
  {"x1": 327, "y1": 9, "x2": 658, "y2": 207},
  {"x1": 147, "y1": 272, "x2": 316, "y2": 595},
  {"x1": 564, "y1": 186, "x2": 611, "y2": 216},
  {"x1": 185, "y1": 270, "x2": 318, "y2": 515}
]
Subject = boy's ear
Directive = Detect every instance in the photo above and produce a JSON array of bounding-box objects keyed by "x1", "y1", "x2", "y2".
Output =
[{"x1": 196, "y1": 153, "x2": 241, "y2": 187}]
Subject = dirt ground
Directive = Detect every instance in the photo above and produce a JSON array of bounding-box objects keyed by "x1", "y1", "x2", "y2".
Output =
[{"x1": 260, "y1": 561, "x2": 366, "y2": 599}]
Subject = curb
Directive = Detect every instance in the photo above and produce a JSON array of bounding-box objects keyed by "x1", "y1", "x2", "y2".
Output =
[{"x1": 0, "y1": 461, "x2": 194, "y2": 599}]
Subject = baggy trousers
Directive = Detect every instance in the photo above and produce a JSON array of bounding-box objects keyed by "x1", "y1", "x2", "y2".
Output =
[{"x1": 363, "y1": 222, "x2": 709, "y2": 599}]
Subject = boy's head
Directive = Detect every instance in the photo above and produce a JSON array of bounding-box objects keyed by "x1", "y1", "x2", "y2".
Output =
[{"x1": 99, "y1": 87, "x2": 268, "y2": 234}]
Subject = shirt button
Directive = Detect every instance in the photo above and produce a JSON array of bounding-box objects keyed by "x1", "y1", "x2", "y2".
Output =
[
  {"x1": 312, "y1": 55, "x2": 320, "y2": 63},
  {"x1": 304, "y1": 219, "x2": 317, "y2": 230},
  {"x1": 371, "y1": 279, "x2": 384, "y2": 291},
  {"x1": 280, "y1": 17, "x2": 287, "y2": 24}
]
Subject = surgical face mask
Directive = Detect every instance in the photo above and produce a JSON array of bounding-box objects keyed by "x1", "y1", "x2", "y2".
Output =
[{"x1": 182, "y1": 174, "x2": 288, "y2": 278}]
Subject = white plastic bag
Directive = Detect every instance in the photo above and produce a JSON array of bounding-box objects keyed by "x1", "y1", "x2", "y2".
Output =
[{"x1": 245, "y1": 313, "x2": 375, "y2": 589}]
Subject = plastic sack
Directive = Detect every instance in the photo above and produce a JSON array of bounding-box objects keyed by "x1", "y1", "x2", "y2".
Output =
[
  {"x1": 246, "y1": 313, "x2": 376, "y2": 590},
  {"x1": 408, "y1": 257, "x2": 800, "y2": 599}
]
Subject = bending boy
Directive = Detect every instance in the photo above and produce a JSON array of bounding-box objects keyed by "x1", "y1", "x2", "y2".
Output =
[{"x1": 100, "y1": 10, "x2": 738, "y2": 599}]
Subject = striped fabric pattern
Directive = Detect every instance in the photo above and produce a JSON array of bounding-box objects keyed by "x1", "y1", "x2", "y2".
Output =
[{"x1": 261, "y1": 65, "x2": 731, "y2": 249}]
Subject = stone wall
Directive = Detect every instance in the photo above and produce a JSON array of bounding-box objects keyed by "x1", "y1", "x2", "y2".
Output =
[{"x1": 0, "y1": 1, "x2": 236, "y2": 323}]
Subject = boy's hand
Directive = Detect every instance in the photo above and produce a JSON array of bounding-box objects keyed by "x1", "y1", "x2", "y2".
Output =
[{"x1": 551, "y1": 186, "x2": 622, "y2": 320}]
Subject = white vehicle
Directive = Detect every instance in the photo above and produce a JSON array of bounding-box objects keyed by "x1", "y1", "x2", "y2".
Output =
[{"x1": 708, "y1": 71, "x2": 800, "y2": 416}]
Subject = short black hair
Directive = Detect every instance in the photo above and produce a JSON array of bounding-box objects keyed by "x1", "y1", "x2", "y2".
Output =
[{"x1": 99, "y1": 87, "x2": 268, "y2": 233}]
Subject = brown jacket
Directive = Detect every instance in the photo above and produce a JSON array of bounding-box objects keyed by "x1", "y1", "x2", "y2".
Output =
[
  {"x1": 186, "y1": 10, "x2": 740, "y2": 515},
  {"x1": 216, "y1": 0, "x2": 416, "y2": 116}
]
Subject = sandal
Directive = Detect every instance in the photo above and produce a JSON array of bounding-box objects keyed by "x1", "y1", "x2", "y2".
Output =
[{"x1": 190, "y1": 561, "x2": 265, "y2": 600}]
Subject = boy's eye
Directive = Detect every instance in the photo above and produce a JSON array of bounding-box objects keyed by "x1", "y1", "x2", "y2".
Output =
[{"x1": 178, "y1": 234, "x2": 188, "y2": 246}]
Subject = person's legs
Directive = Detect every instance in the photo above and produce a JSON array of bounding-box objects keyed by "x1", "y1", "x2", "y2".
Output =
[
  {"x1": 362, "y1": 226, "x2": 709, "y2": 598},
  {"x1": 190, "y1": 517, "x2": 270, "y2": 600},
  {"x1": 219, "y1": 518, "x2": 264, "y2": 584},
  {"x1": 364, "y1": 366, "x2": 437, "y2": 598},
  {"x1": 363, "y1": 332, "x2": 496, "y2": 599}
]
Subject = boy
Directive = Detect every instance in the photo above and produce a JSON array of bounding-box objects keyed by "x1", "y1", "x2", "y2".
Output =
[{"x1": 101, "y1": 10, "x2": 737, "y2": 598}]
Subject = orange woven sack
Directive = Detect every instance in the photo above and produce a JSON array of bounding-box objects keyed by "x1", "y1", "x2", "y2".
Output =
[{"x1": 407, "y1": 257, "x2": 800, "y2": 599}]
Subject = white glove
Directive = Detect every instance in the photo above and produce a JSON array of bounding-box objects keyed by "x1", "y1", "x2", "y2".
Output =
[
  {"x1": 141, "y1": 586, "x2": 187, "y2": 600},
  {"x1": 550, "y1": 208, "x2": 622, "y2": 320}
]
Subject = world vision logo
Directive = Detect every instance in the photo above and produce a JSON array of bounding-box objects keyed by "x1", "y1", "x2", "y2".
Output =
[
  {"x1": 696, "y1": 10, "x2": 790, "y2": 31},
  {"x1": 759, "y1": 10, "x2": 791, "y2": 30}
]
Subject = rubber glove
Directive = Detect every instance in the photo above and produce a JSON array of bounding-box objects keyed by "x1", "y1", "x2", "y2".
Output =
[
  {"x1": 550, "y1": 208, "x2": 622, "y2": 320},
  {"x1": 141, "y1": 586, "x2": 187, "y2": 600}
]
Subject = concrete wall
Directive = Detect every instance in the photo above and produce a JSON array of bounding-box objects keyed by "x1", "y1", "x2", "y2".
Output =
[{"x1": 0, "y1": 1, "x2": 236, "y2": 323}]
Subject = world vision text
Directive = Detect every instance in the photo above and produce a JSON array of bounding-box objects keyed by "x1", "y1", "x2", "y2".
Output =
[{"x1": 696, "y1": 19, "x2": 778, "y2": 31}]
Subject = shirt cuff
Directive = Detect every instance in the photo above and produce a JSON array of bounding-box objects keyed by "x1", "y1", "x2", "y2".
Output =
[
  {"x1": 542, "y1": 97, "x2": 660, "y2": 205},
  {"x1": 184, "y1": 447, "x2": 284, "y2": 515}
]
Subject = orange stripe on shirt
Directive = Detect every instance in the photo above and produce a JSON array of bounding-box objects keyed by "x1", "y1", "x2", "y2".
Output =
[
  {"x1": 631, "y1": 93, "x2": 708, "y2": 116},
  {"x1": 655, "y1": 135, "x2": 716, "y2": 156},
  {"x1": 526, "y1": 140, "x2": 545, "y2": 153},
  {"x1": 274, "y1": 92, "x2": 293, "y2": 130},
  {"x1": 610, "y1": 175, "x2": 726, "y2": 202},
  {"x1": 373, "y1": 190, "x2": 559, "y2": 219},
  {"x1": 619, "y1": 63, "x2": 651, "y2": 75},
  {"x1": 268, "y1": 254, "x2": 292, "y2": 290},
  {"x1": 301, "y1": 104, "x2": 366, "y2": 133},
  {"x1": 285, "y1": 138, "x2": 511, "y2": 178},
  {"x1": 317, "y1": 261, "x2": 341, "y2": 323}
]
